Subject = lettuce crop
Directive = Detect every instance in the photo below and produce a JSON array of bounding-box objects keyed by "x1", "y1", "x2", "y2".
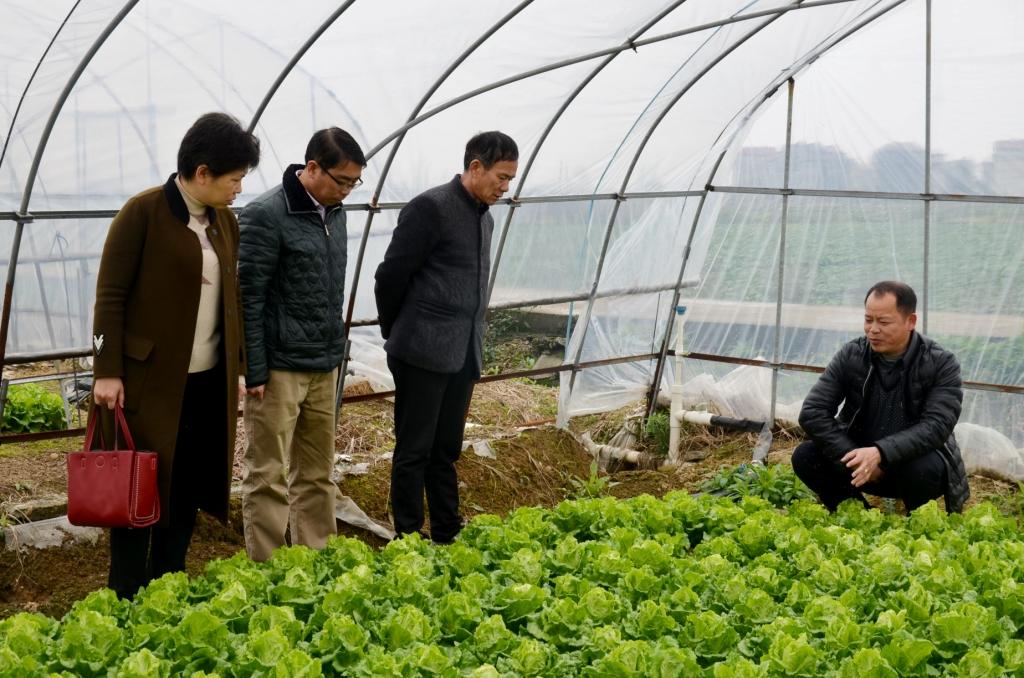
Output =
[{"x1": 2, "y1": 495, "x2": 1023, "y2": 676}]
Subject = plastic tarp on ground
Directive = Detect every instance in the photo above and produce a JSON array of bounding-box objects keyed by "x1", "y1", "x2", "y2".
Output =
[{"x1": 2, "y1": 0, "x2": 1023, "y2": 478}]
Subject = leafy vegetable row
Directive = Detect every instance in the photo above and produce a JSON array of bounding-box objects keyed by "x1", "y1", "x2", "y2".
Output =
[{"x1": 2, "y1": 493, "x2": 1023, "y2": 676}]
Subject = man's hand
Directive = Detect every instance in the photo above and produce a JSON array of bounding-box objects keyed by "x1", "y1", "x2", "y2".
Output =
[
  {"x1": 93, "y1": 377, "x2": 125, "y2": 410},
  {"x1": 247, "y1": 385, "x2": 266, "y2": 400},
  {"x1": 842, "y1": 446, "x2": 884, "y2": 488}
]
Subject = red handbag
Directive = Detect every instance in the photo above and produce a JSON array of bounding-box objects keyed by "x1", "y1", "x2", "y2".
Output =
[{"x1": 67, "y1": 405, "x2": 160, "y2": 528}]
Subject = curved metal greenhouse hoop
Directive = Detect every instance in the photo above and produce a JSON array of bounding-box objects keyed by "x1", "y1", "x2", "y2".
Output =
[
  {"x1": 0, "y1": 0, "x2": 140, "y2": 370},
  {"x1": 358, "y1": 0, "x2": 860, "y2": 321},
  {"x1": 638, "y1": 0, "x2": 905, "y2": 417},
  {"x1": 559, "y1": 2, "x2": 802, "y2": 407},
  {"x1": 362, "y1": 0, "x2": 858, "y2": 160},
  {"x1": 641, "y1": 0, "x2": 906, "y2": 417},
  {"x1": 332, "y1": 1, "x2": 537, "y2": 409},
  {"x1": 0, "y1": 1, "x2": 82, "y2": 178},
  {"x1": 554, "y1": 0, "x2": 765, "y2": 349},
  {"x1": 24, "y1": 9, "x2": 167, "y2": 201},
  {"x1": 329, "y1": 0, "x2": 862, "y2": 411},
  {"x1": 17, "y1": 1, "x2": 140, "y2": 214},
  {"x1": 246, "y1": 0, "x2": 358, "y2": 134},
  {"x1": 246, "y1": 2, "x2": 374, "y2": 190},
  {"x1": 485, "y1": 0, "x2": 692, "y2": 305},
  {"x1": 341, "y1": 0, "x2": 537, "y2": 328}
]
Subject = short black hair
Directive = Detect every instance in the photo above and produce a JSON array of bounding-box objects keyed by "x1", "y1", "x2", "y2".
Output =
[
  {"x1": 305, "y1": 127, "x2": 367, "y2": 170},
  {"x1": 463, "y1": 131, "x2": 518, "y2": 170},
  {"x1": 177, "y1": 112, "x2": 260, "y2": 179},
  {"x1": 865, "y1": 280, "x2": 917, "y2": 316}
]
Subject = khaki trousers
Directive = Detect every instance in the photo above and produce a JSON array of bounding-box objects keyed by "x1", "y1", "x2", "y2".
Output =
[{"x1": 242, "y1": 368, "x2": 338, "y2": 561}]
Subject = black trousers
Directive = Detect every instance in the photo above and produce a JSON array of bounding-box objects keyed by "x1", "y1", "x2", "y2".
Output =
[
  {"x1": 108, "y1": 364, "x2": 224, "y2": 599},
  {"x1": 791, "y1": 440, "x2": 947, "y2": 513},
  {"x1": 388, "y1": 353, "x2": 475, "y2": 543}
]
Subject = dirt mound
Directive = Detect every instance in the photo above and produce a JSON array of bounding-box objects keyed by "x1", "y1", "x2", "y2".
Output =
[{"x1": 336, "y1": 426, "x2": 591, "y2": 529}]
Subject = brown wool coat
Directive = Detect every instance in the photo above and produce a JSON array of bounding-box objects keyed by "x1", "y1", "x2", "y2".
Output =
[{"x1": 92, "y1": 175, "x2": 244, "y2": 524}]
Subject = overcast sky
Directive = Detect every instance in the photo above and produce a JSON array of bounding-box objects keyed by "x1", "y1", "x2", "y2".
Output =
[{"x1": 745, "y1": 0, "x2": 1024, "y2": 164}]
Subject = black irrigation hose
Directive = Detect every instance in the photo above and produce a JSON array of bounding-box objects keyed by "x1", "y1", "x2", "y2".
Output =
[{"x1": 703, "y1": 414, "x2": 766, "y2": 434}]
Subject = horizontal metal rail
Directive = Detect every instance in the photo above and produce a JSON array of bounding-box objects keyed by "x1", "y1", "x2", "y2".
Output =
[
  {"x1": 0, "y1": 253, "x2": 97, "y2": 266},
  {"x1": 490, "y1": 280, "x2": 703, "y2": 310},
  {"x1": 0, "y1": 427, "x2": 85, "y2": 444},
  {"x1": 514, "y1": 193, "x2": 618, "y2": 204},
  {"x1": 13, "y1": 343, "x2": 1022, "y2": 397},
  {"x1": 5, "y1": 183, "x2": 1023, "y2": 224},
  {"x1": 3, "y1": 343, "x2": 1019, "y2": 443},
  {"x1": 0, "y1": 351, "x2": 660, "y2": 440},
  {"x1": 622, "y1": 190, "x2": 705, "y2": 200},
  {"x1": 346, "y1": 280, "x2": 702, "y2": 328},
  {"x1": 342, "y1": 351, "x2": 661, "y2": 403},
  {"x1": 677, "y1": 350, "x2": 1024, "y2": 395},
  {"x1": 710, "y1": 185, "x2": 1024, "y2": 205},
  {"x1": 4, "y1": 346, "x2": 91, "y2": 365}
]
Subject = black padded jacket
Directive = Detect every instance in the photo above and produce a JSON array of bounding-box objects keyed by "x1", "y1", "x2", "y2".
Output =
[
  {"x1": 374, "y1": 176, "x2": 492, "y2": 376},
  {"x1": 239, "y1": 165, "x2": 347, "y2": 387},
  {"x1": 798, "y1": 332, "x2": 970, "y2": 513}
]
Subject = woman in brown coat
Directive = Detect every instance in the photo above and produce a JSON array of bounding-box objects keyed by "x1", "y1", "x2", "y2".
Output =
[{"x1": 92, "y1": 112, "x2": 260, "y2": 599}]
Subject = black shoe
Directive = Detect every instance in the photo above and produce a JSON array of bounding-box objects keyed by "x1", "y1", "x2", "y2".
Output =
[
  {"x1": 389, "y1": 528, "x2": 429, "y2": 542},
  {"x1": 430, "y1": 519, "x2": 465, "y2": 546}
]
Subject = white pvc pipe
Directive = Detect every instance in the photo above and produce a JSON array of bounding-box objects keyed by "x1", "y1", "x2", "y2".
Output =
[
  {"x1": 676, "y1": 410, "x2": 714, "y2": 426},
  {"x1": 580, "y1": 432, "x2": 649, "y2": 465},
  {"x1": 668, "y1": 306, "x2": 687, "y2": 464}
]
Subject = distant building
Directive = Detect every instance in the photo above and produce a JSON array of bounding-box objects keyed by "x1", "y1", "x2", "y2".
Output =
[
  {"x1": 789, "y1": 142, "x2": 860, "y2": 190},
  {"x1": 728, "y1": 139, "x2": 1023, "y2": 198},
  {"x1": 869, "y1": 142, "x2": 924, "y2": 193},
  {"x1": 732, "y1": 143, "x2": 860, "y2": 189},
  {"x1": 733, "y1": 146, "x2": 782, "y2": 186},
  {"x1": 931, "y1": 155, "x2": 982, "y2": 194},
  {"x1": 988, "y1": 140, "x2": 1024, "y2": 195}
]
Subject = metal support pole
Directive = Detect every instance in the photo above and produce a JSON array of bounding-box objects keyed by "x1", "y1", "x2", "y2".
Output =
[
  {"x1": 770, "y1": 78, "x2": 796, "y2": 425},
  {"x1": 0, "y1": 219, "x2": 28, "y2": 372},
  {"x1": 33, "y1": 259, "x2": 57, "y2": 349},
  {"x1": 922, "y1": 0, "x2": 932, "y2": 334},
  {"x1": 644, "y1": 151, "x2": 727, "y2": 418}
]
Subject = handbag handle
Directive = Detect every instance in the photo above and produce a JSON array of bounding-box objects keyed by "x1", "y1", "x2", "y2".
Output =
[{"x1": 84, "y1": 404, "x2": 136, "y2": 451}]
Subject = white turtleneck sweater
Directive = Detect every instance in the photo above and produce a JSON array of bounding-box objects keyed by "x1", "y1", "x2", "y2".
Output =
[{"x1": 175, "y1": 177, "x2": 222, "y2": 373}]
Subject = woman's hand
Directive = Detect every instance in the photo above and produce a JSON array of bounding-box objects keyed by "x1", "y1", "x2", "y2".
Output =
[{"x1": 93, "y1": 377, "x2": 125, "y2": 409}]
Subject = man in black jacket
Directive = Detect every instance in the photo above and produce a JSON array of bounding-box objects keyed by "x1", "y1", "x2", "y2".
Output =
[
  {"x1": 375, "y1": 131, "x2": 518, "y2": 543},
  {"x1": 239, "y1": 128, "x2": 366, "y2": 561},
  {"x1": 794, "y1": 281, "x2": 969, "y2": 513}
]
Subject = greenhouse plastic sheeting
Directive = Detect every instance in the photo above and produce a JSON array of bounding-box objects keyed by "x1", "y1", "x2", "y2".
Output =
[{"x1": 1, "y1": 0, "x2": 1023, "y2": 469}]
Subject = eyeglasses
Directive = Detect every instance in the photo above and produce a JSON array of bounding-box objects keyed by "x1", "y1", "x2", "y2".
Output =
[{"x1": 323, "y1": 168, "x2": 363, "y2": 190}]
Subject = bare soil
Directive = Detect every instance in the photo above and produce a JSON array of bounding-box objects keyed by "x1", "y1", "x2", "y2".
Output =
[{"x1": 0, "y1": 447, "x2": 71, "y2": 511}]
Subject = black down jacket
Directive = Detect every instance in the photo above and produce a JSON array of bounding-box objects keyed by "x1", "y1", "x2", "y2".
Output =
[
  {"x1": 239, "y1": 165, "x2": 347, "y2": 387},
  {"x1": 798, "y1": 332, "x2": 970, "y2": 513}
]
